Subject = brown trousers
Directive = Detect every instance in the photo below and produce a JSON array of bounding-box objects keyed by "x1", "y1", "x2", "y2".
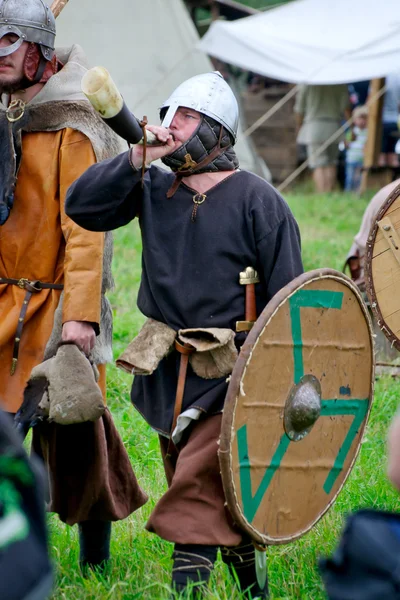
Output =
[
  {"x1": 32, "y1": 406, "x2": 148, "y2": 525},
  {"x1": 146, "y1": 414, "x2": 243, "y2": 546}
]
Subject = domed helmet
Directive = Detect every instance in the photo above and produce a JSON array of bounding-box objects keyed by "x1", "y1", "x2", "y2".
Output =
[
  {"x1": 0, "y1": 0, "x2": 55, "y2": 61},
  {"x1": 161, "y1": 71, "x2": 239, "y2": 142},
  {"x1": 160, "y1": 72, "x2": 240, "y2": 182}
]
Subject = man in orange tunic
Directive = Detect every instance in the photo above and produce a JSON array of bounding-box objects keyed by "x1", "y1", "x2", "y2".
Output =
[{"x1": 0, "y1": 0, "x2": 147, "y2": 571}]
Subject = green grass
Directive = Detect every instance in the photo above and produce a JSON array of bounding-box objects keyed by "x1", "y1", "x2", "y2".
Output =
[{"x1": 49, "y1": 189, "x2": 400, "y2": 599}]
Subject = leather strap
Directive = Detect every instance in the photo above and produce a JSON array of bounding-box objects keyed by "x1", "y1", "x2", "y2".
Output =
[
  {"x1": 139, "y1": 116, "x2": 148, "y2": 188},
  {"x1": 166, "y1": 339, "x2": 196, "y2": 458},
  {"x1": 0, "y1": 278, "x2": 64, "y2": 375},
  {"x1": 0, "y1": 277, "x2": 63, "y2": 290},
  {"x1": 166, "y1": 128, "x2": 226, "y2": 199}
]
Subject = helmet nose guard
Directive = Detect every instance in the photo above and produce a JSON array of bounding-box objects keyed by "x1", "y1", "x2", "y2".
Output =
[
  {"x1": 160, "y1": 71, "x2": 239, "y2": 143},
  {"x1": 0, "y1": 25, "x2": 24, "y2": 56},
  {"x1": 0, "y1": 0, "x2": 55, "y2": 60}
]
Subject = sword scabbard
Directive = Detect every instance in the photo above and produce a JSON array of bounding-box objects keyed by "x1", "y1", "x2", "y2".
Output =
[{"x1": 236, "y1": 266, "x2": 260, "y2": 333}]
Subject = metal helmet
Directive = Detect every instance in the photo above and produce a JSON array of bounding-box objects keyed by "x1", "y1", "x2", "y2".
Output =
[
  {"x1": 161, "y1": 71, "x2": 239, "y2": 142},
  {"x1": 0, "y1": 0, "x2": 55, "y2": 61}
]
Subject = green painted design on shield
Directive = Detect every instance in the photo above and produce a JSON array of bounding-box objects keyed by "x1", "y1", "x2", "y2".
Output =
[
  {"x1": 290, "y1": 290, "x2": 343, "y2": 384},
  {"x1": 237, "y1": 288, "x2": 370, "y2": 524},
  {"x1": 237, "y1": 426, "x2": 291, "y2": 523},
  {"x1": 238, "y1": 399, "x2": 369, "y2": 523},
  {"x1": 320, "y1": 399, "x2": 369, "y2": 493}
]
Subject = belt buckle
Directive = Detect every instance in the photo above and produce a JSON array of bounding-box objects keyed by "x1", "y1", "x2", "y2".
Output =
[{"x1": 17, "y1": 278, "x2": 29, "y2": 289}]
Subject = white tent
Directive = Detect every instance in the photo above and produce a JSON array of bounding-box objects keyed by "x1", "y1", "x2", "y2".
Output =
[
  {"x1": 199, "y1": 0, "x2": 400, "y2": 84},
  {"x1": 47, "y1": 0, "x2": 269, "y2": 177}
]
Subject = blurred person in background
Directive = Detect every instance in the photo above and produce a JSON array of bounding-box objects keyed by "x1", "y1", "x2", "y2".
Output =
[
  {"x1": 348, "y1": 80, "x2": 370, "y2": 109},
  {"x1": 344, "y1": 105, "x2": 368, "y2": 191},
  {"x1": 378, "y1": 71, "x2": 400, "y2": 168},
  {"x1": 295, "y1": 84, "x2": 352, "y2": 192}
]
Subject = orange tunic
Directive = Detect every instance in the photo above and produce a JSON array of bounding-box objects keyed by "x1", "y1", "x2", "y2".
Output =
[{"x1": 0, "y1": 128, "x2": 104, "y2": 413}]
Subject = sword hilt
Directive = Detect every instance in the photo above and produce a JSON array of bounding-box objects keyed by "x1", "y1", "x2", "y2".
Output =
[{"x1": 236, "y1": 266, "x2": 260, "y2": 332}]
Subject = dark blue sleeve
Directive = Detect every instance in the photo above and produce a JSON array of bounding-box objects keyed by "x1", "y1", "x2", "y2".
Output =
[
  {"x1": 65, "y1": 151, "x2": 143, "y2": 232},
  {"x1": 257, "y1": 212, "x2": 303, "y2": 301}
]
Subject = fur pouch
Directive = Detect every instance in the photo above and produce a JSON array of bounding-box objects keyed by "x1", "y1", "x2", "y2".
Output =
[
  {"x1": 116, "y1": 319, "x2": 237, "y2": 380},
  {"x1": 178, "y1": 327, "x2": 238, "y2": 379},
  {"x1": 26, "y1": 343, "x2": 105, "y2": 425},
  {"x1": 116, "y1": 318, "x2": 177, "y2": 375}
]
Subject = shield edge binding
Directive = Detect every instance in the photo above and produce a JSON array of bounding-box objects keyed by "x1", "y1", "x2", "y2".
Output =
[
  {"x1": 365, "y1": 183, "x2": 400, "y2": 351},
  {"x1": 219, "y1": 268, "x2": 375, "y2": 545}
]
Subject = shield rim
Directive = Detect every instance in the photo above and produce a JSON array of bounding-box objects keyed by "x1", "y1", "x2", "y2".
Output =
[
  {"x1": 365, "y1": 183, "x2": 400, "y2": 351},
  {"x1": 219, "y1": 268, "x2": 375, "y2": 545}
]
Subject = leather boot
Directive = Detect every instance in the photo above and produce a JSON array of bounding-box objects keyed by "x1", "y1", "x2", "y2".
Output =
[
  {"x1": 221, "y1": 540, "x2": 269, "y2": 599},
  {"x1": 78, "y1": 520, "x2": 111, "y2": 574},
  {"x1": 171, "y1": 543, "x2": 218, "y2": 598}
]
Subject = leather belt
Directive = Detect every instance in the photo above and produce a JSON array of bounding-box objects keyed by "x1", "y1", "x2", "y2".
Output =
[
  {"x1": 166, "y1": 338, "x2": 196, "y2": 458},
  {"x1": 0, "y1": 277, "x2": 64, "y2": 375}
]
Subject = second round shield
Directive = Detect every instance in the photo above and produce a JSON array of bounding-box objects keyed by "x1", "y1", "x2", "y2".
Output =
[
  {"x1": 219, "y1": 269, "x2": 374, "y2": 545},
  {"x1": 365, "y1": 183, "x2": 400, "y2": 350}
]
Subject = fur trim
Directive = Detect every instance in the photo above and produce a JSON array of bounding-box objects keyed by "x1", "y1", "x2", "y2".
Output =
[
  {"x1": 179, "y1": 327, "x2": 238, "y2": 379},
  {"x1": 23, "y1": 101, "x2": 124, "y2": 162},
  {"x1": 116, "y1": 319, "x2": 237, "y2": 379},
  {"x1": 21, "y1": 100, "x2": 122, "y2": 363},
  {"x1": 116, "y1": 319, "x2": 176, "y2": 375}
]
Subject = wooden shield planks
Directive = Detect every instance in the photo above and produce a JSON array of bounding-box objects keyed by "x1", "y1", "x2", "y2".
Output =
[
  {"x1": 219, "y1": 269, "x2": 374, "y2": 545},
  {"x1": 365, "y1": 184, "x2": 400, "y2": 350}
]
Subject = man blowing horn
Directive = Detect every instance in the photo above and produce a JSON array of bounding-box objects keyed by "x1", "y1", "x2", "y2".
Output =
[
  {"x1": 0, "y1": 0, "x2": 146, "y2": 572},
  {"x1": 66, "y1": 72, "x2": 303, "y2": 596}
]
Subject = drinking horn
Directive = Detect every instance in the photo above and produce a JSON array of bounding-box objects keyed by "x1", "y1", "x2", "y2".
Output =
[{"x1": 81, "y1": 66, "x2": 157, "y2": 145}]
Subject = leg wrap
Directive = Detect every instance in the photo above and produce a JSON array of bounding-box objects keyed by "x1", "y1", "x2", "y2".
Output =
[
  {"x1": 78, "y1": 520, "x2": 112, "y2": 569},
  {"x1": 221, "y1": 540, "x2": 269, "y2": 598},
  {"x1": 172, "y1": 544, "x2": 218, "y2": 596}
]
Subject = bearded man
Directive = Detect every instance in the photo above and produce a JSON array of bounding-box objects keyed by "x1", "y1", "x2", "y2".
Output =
[
  {"x1": 0, "y1": 0, "x2": 147, "y2": 572},
  {"x1": 66, "y1": 72, "x2": 303, "y2": 597}
]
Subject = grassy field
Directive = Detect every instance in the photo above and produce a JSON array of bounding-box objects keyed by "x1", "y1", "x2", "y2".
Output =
[{"x1": 49, "y1": 188, "x2": 400, "y2": 599}]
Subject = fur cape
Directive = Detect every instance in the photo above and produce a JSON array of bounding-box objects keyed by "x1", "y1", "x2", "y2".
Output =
[{"x1": 0, "y1": 45, "x2": 125, "y2": 364}]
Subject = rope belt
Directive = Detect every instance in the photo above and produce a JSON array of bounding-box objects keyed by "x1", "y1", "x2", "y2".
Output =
[
  {"x1": 0, "y1": 277, "x2": 64, "y2": 375},
  {"x1": 166, "y1": 339, "x2": 196, "y2": 458}
]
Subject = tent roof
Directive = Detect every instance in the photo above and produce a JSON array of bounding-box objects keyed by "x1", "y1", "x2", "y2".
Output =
[
  {"x1": 46, "y1": 0, "x2": 269, "y2": 177},
  {"x1": 199, "y1": 0, "x2": 400, "y2": 84}
]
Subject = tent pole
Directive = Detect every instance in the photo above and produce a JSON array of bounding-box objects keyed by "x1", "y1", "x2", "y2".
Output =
[
  {"x1": 244, "y1": 84, "x2": 300, "y2": 137},
  {"x1": 360, "y1": 77, "x2": 385, "y2": 193},
  {"x1": 209, "y1": 0, "x2": 220, "y2": 20}
]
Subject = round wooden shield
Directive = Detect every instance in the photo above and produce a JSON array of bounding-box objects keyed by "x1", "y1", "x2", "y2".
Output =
[
  {"x1": 219, "y1": 269, "x2": 374, "y2": 545},
  {"x1": 365, "y1": 183, "x2": 400, "y2": 351}
]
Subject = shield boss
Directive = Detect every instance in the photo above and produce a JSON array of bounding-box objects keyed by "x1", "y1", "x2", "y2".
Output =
[{"x1": 219, "y1": 269, "x2": 374, "y2": 545}]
